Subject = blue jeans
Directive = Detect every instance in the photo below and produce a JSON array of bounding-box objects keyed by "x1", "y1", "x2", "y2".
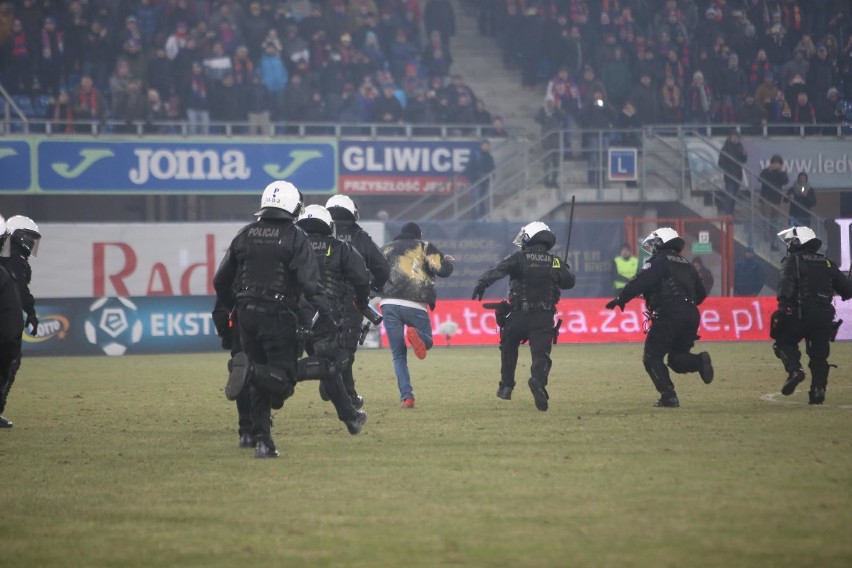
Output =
[{"x1": 381, "y1": 303, "x2": 433, "y2": 400}]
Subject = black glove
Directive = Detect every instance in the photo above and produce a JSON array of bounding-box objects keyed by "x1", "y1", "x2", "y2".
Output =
[
  {"x1": 605, "y1": 297, "x2": 625, "y2": 311},
  {"x1": 353, "y1": 297, "x2": 369, "y2": 312},
  {"x1": 26, "y1": 314, "x2": 38, "y2": 337},
  {"x1": 220, "y1": 334, "x2": 233, "y2": 351},
  {"x1": 472, "y1": 282, "x2": 487, "y2": 301}
]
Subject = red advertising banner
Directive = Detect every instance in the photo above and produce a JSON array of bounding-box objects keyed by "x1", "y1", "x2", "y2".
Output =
[{"x1": 379, "y1": 297, "x2": 780, "y2": 346}]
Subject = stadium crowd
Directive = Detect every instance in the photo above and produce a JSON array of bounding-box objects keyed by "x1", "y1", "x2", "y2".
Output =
[
  {"x1": 0, "y1": 0, "x2": 507, "y2": 133},
  {"x1": 1, "y1": 1, "x2": 850, "y2": 135},
  {"x1": 477, "y1": 0, "x2": 852, "y2": 131}
]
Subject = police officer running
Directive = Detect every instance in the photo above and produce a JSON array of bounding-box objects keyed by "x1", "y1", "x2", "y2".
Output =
[
  {"x1": 295, "y1": 204, "x2": 368, "y2": 430},
  {"x1": 472, "y1": 222, "x2": 575, "y2": 412},
  {"x1": 772, "y1": 227, "x2": 852, "y2": 404},
  {"x1": 605, "y1": 228, "x2": 714, "y2": 407},
  {"x1": 325, "y1": 195, "x2": 389, "y2": 409},
  {"x1": 213, "y1": 181, "x2": 338, "y2": 458},
  {"x1": 0, "y1": 215, "x2": 42, "y2": 428}
]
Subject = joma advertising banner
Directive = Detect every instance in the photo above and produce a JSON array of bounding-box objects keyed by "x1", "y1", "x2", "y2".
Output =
[
  {"x1": 339, "y1": 140, "x2": 478, "y2": 195},
  {"x1": 1, "y1": 138, "x2": 338, "y2": 193},
  {"x1": 24, "y1": 296, "x2": 849, "y2": 357}
]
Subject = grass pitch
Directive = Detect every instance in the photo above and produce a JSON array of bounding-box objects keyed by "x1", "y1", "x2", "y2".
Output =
[{"x1": 2, "y1": 342, "x2": 852, "y2": 568}]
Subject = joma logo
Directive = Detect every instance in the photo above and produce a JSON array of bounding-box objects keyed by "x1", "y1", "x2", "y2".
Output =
[{"x1": 130, "y1": 149, "x2": 251, "y2": 184}]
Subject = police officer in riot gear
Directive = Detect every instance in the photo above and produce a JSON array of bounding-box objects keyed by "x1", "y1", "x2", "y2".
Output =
[
  {"x1": 472, "y1": 222, "x2": 575, "y2": 412},
  {"x1": 295, "y1": 204, "x2": 368, "y2": 430},
  {"x1": 0, "y1": 214, "x2": 25, "y2": 428},
  {"x1": 0, "y1": 215, "x2": 41, "y2": 428},
  {"x1": 325, "y1": 195, "x2": 390, "y2": 409},
  {"x1": 772, "y1": 227, "x2": 852, "y2": 404},
  {"x1": 213, "y1": 181, "x2": 337, "y2": 458},
  {"x1": 605, "y1": 228, "x2": 714, "y2": 407}
]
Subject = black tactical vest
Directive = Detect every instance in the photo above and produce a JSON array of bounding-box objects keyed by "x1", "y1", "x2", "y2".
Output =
[
  {"x1": 788, "y1": 252, "x2": 836, "y2": 307},
  {"x1": 307, "y1": 234, "x2": 348, "y2": 309},
  {"x1": 235, "y1": 220, "x2": 297, "y2": 303},
  {"x1": 646, "y1": 254, "x2": 698, "y2": 309},
  {"x1": 511, "y1": 249, "x2": 559, "y2": 310}
]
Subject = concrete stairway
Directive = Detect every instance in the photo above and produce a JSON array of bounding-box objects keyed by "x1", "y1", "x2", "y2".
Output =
[{"x1": 448, "y1": 0, "x2": 542, "y2": 137}]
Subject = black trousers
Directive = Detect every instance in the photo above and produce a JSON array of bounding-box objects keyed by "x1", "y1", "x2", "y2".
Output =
[
  {"x1": 643, "y1": 302, "x2": 703, "y2": 396},
  {"x1": 0, "y1": 336, "x2": 22, "y2": 415},
  {"x1": 338, "y1": 304, "x2": 363, "y2": 398},
  {"x1": 303, "y1": 337, "x2": 359, "y2": 423},
  {"x1": 500, "y1": 310, "x2": 555, "y2": 389},
  {"x1": 771, "y1": 307, "x2": 835, "y2": 390},
  {"x1": 236, "y1": 304, "x2": 298, "y2": 445},
  {"x1": 227, "y1": 324, "x2": 252, "y2": 438}
]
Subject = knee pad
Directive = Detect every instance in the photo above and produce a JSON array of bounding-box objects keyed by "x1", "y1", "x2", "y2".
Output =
[
  {"x1": 253, "y1": 364, "x2": 295, "y2": 401},
  {"x1": 297, "y1": 355, "x2": 332, "y2": 382}
]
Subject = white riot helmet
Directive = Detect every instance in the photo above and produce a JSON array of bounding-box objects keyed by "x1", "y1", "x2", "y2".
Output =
[
  {"x1": 4, "y1": 215, "x2": 41, "y2": 257},
  {"x1": 641, "y1": 227, "x2": 684, "y2": 254},
  {"x1": 325, "y1": 194, "x2": 359, "y2": 221},
  {"x1": 777, "y1": 226, "x2": 821, "y2": 250},
  {"x1": 255, "y1": 180, "x2": 303, "y2": 218},
  {"x1": 513, "y1": 221, "x2": 556, "y2": 250},
  {"x1": 297, "y1": 204, "x2": 334, "y2": 236},
  {"x1": 0, "y1": 213, "x2": 5, "y2": 237}
]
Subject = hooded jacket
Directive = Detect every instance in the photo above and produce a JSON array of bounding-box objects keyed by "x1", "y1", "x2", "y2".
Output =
[{"x1": 381, "y1": 224, "x2": 453, "y2": 309}]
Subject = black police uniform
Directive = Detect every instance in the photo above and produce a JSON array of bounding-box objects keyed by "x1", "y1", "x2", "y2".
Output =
[
  {"x1": 772, "y1": 241, "x2": 852, "y2": 403},
  {"x1": 0, "y1": 241, "x2": 37, "y2": 427},
  {"x1": 213, "y1": 216, "x2": 332, "y2": 455},
  {"x1": 474, "y1": 241, "x2": 575, "y2": 411},
  {"x1": 0, "y1": 242, "x2": 38, "y2": 334},
  {"x1": 299, "y1": 224, "x2": 371, "y2": 424},
  {"x1": 0, "y1": 264, "x2": 24, "y2": 427},
  {"x1": 330, "y1": 218, "x2": 389, "y2": 405},
  {"x1": 212, "y1": 298, "x2": 253, "y2": 447},
  {"x1": 612, "y1": 247, "x2": 712, "y2": 406}
]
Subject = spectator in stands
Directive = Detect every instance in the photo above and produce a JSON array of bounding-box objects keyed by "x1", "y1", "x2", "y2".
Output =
[
  {"x1": 581, "y1": 87, "x2": 615, "y2": 186},
  {"x1": 791, "y1": 91, "x2": 816, "y2": 127},
  {"x1": 787, "y1": 172, "x2": 817, "y2": 227},
  {"x1": 717, "y1": 130, "x2": 748, "y2": 215},
  {"x1": 473, "y1": 98, "x2": 491, "y2": 126},
  {"x1": 463, "y1": 138, "x2": 496, "y2": 219},
  {"x1": 0, "y1": 3, "x2": 12, "y2": 46},
  {"x1": 754, "y1": 71, "x2": 779, "y2": 120},
  {"x1": 122, "y1": 38, "x2": 148, "y2": 85},
  {"x1": 718, "y1": 53, "x2": 748, "y2": 104},
  {"x1": 424, "y1": 0, "x2": 455, "y2": 49},
  {"x1": 38, "y1": 16, "x2": 65, "y2": 96},
  {"x1": 780, "y1": 48, "x2": 810, "y2": 89},
  {"x1": 147, "y1": 46, "x2": 172, "y2": 103},
  {"x1": 758, "y1": 154, "x2": 789, "y2": 250},
  {"x1": 685, "y1": 70, "x2": 714, "y2": 123},
  {"x1": 5, "y1": 19, "x2": 34, "y2": 93},
  {"x1": 485, "y1": 115, "x2": 508, "y2": 138},
  {"x1": 769, "y1": 88, "x2": 793, "y2": 125},
  {"x1": 734, "y1": 247, "x2": 764, "y2": 296},
  {"x1": 389, "y1": 28, "x2": 419, "y2": 83},
  {"x1": 535, "y1": 98, "x2": 567, "y2": 189},
  {"x1": 114, "y1": 78, "x2": 147, "y2": 133},
  {"x1": 735, "y1": 94, "x2": 764, "y2": 133},
  {"x1": 258, "y1": 39, "x2": 288, "y2": 103},
  {"x1": 807, "y1": 44, "x2": 837, "y2": 101},
  {"x1": 71, "y1": 74, "x2": 106, "y2": 129},
  {"x1": 134, "y1": 0, "x2": 162, "y2": 48},
  {"x1": 109, "y1": 57, "x2": 133, "y2": 105},
  {"x1": 165, "y1": 21, "x2": 190, "y2": 61},
  {"x1": 816, "y1": 87, "x2": 844, "y2": 131},
  {"x1": 601, "y1": 45, "x2": 631, "y2": 111},
  {"x1": 518, "y1": 6, "x2": 545, "y2": 91},
  {"x1": 145, "y1": 88, "x2": 168, "y2": 134},
  {"x1": 211, "y1": 72, "x2": 245, "y2": 124},
  {"x1": 691, "y1": 256, "x2": 714, "y2": 295},
  {"x1": 184, "y1": 61, "x2": 210, "y2": 134},
  {"x1": 629, "y1": 71, "x2": 660, "y2": 125},
  {"x1": 281, "y1": 72, "x2": 311, "y2": 122},
  {"x1": 422, "y1": 30, "x2": 451, "y2": 78},
  {"x1": 246, "y1": 72, "x2": 271, "y2": 134},
  {"x1": 747, "y1": 48, "x2": 772, "y2": 92},
  {"x1": 784, "y1": 73, "x2": 808, "y2": 108},
  {"x1": 659, "y1": 74, "x2": 684, "y2": 123},
  {"x1": 203, "y1": 41, "x2": 232, "y2": 83},
  {"x1": 46, "y1": 90, "x2": 74, "y2": 134}
]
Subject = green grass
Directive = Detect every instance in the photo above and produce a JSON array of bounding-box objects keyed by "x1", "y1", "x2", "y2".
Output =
[{"x1": 2, "y1": 342, "x2": 852, "y2": 568}]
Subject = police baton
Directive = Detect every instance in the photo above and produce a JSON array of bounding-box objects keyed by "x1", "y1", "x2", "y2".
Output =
[{"x1": 564, "y1": 195, "x2": 576, "y2": 265}]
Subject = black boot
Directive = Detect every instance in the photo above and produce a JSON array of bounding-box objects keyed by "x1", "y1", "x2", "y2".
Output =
[
  {"x1": 344, "y1": 410, "x2": 368, "y2": 435},
  {"x1": 225, "y1": 352, "x2": 252, "y2": 400},
  {"x1": 255, "y1": 439, "x2": 279, "y2": 458},
  {"x1": 654, "y1": 391, "x2": 680, "y2": 407},
  {"x1": 808, "y1": 387, "x2": 825, "y2": 405},
  {"x1": 0, "y1": 415, "x2": 12, "y2": 428},
  {"x1": 528, "y1": 378, "x2": 549, "y2": 411},
  {"x1": 496, "y1": 385, "x2": 513, "y2": 400},
  {"x1": 781, "y1": 368, "x2": 805, "y2": 396},
  {"x1": 238, "y1": 433, "x2": 255, "y2": 448},
  {"x1": 698, "y1": 352, "x2": 714, "y2": 384}
]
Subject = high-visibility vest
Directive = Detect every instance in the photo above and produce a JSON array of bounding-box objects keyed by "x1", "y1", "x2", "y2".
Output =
[{"x1": 613, "y1": 256, "x2": 639, "y2": 289}]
